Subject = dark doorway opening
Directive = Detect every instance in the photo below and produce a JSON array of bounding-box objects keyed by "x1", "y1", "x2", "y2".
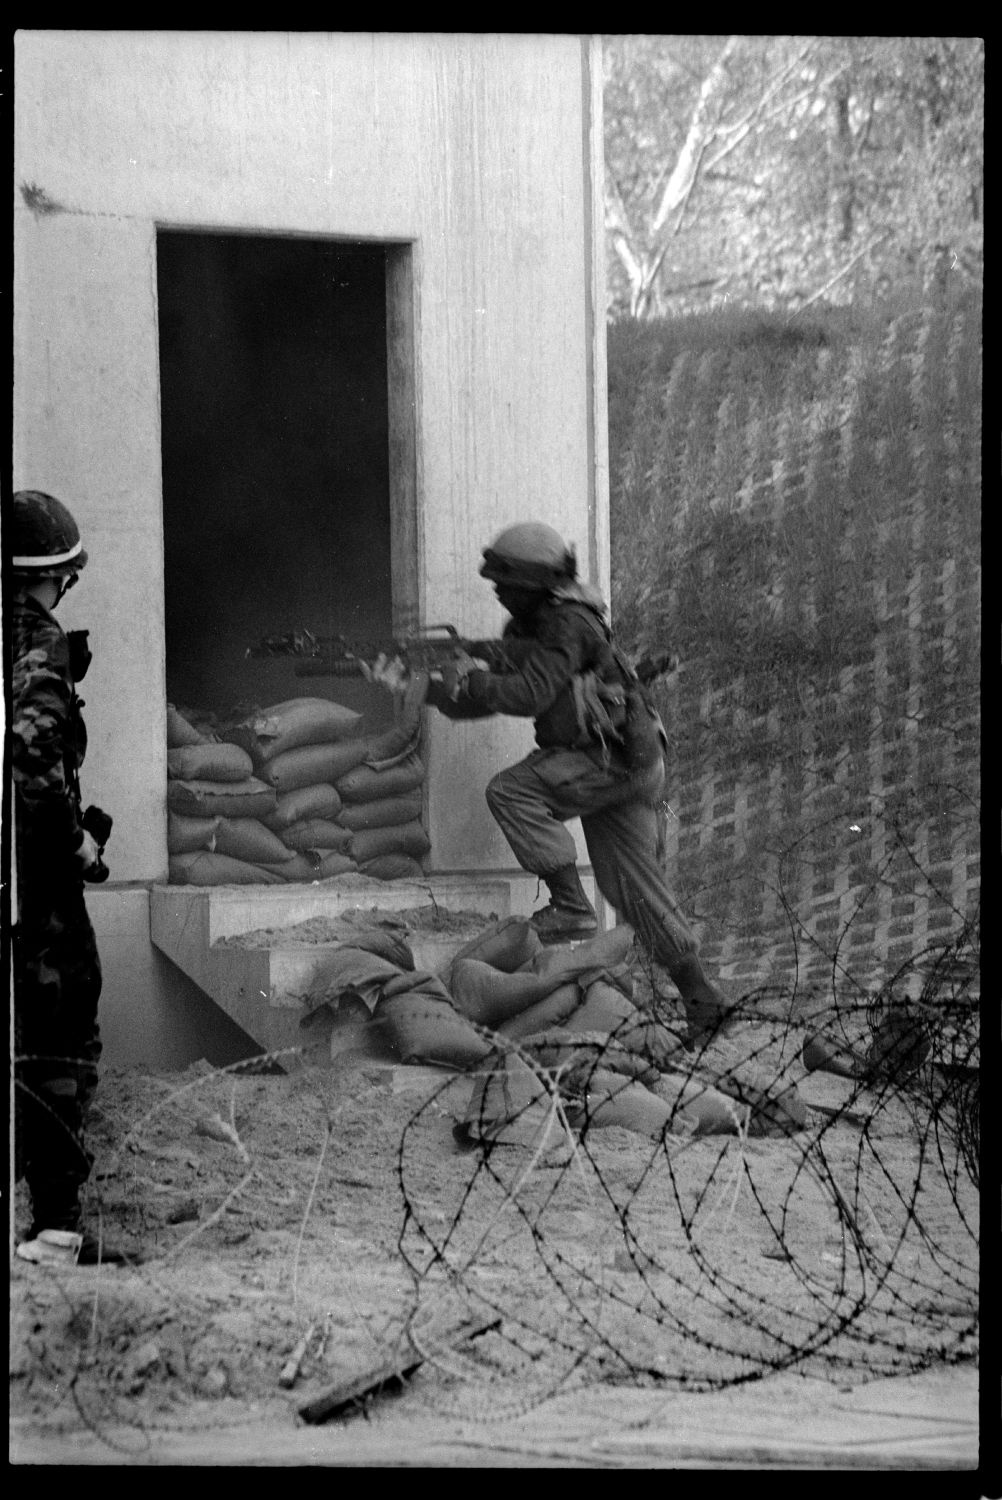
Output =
[{"x1": 157, "y1": 231, "x2": 400, "y2": 723}]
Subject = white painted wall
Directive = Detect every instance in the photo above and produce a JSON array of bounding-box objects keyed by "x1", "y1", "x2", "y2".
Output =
[{"x1": 14, "y1": 29, "x2": 608, "y2": 881}]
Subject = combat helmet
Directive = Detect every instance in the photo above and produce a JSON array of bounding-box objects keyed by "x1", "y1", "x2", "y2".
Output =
[
  {"x1": 480, "y1": 521, "x2": 576, "y2": 591},
  {"x1": 10, "y1": 491, "x2": 88, "y2": 576}
]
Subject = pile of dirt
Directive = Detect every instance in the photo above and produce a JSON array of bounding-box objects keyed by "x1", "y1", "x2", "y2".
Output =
[{"x1": 218, "y1": 904, "x2": 500, "y2": 949}]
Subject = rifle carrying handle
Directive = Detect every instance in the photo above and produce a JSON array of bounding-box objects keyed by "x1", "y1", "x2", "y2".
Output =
[{"x1": 293, "y1": 658, "x2": 365, "y2": 678}]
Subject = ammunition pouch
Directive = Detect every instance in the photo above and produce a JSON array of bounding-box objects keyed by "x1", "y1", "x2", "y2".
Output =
[
  {"x1": 570, "y1": 671, "x2": 627, "y2": 758},
  {"x1": 610, "y1": 637, "x2": 669, "y2": 776},
  {"x1": 621, "y1": 680, "x2": 669, "y2": 775}
]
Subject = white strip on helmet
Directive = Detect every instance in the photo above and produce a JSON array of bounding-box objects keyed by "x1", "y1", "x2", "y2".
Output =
[{"x1": 12, "y1": 540, "x2": 83, "y2": 567}]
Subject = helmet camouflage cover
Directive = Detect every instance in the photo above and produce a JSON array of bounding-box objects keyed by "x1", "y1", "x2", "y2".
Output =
[{"x1": 480, "y1": 520, "x2": 576, "y2": 590}]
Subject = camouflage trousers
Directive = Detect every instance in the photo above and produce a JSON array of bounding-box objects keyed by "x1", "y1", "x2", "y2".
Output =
[
  {"x1": 485, "y1": 746, "x2": 698, "y2": 965},
  {"x1": 13, "y1": 878, "x2": 103, "y2": 1235}
]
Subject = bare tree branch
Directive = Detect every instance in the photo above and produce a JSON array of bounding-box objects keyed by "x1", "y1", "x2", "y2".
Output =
[
  {"x1": 705, "y1": 68, "x2": 850, "y2": 174},
  {"x1": 605, "y1": 173, "x2": 647, "y2": 310},
  {"x1": 712, "y1": 39, "x2": 822, "y2": 142},
  {"x1": 650, "y1": 35, "x2": 739, "y2": 235},
  {"x1": 790, "y1": 231, "x2": 891, "y2": 315}
]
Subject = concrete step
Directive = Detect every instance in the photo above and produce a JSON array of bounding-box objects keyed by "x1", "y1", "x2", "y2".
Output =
[{"x1": 150, "y1": 876, "x2": 512, "y2": 1067}]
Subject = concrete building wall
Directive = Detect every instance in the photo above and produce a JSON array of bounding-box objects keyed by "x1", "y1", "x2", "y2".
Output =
[
  {"x1": 12, "y1": 31, "x2": 610, "y2": 1064},
  {"x1": 14, "y1": 29, "x2": 608, "y2": 874}
]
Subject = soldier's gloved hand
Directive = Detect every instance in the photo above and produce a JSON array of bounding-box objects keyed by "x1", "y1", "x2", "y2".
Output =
[
  {"x1": 433, "y1": 649, "x2": 487, "y2": 702},
  {"x1": 76, "y1": 830, "x2": 102, "y2": 873},
  {"x1": 67, "y1": 629, "x2": 92, "y2": 682},
  {"x1": 359, "y1": 652, "x2": 410, "y2": 694}
]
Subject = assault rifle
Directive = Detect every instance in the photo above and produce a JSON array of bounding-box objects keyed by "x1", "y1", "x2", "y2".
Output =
[
  {"x1": 247, "y1": 625, "x2": 677, "y2": 686},
  {"x1": 247, "y1": 625, "x2": 486, "y2": 678}
]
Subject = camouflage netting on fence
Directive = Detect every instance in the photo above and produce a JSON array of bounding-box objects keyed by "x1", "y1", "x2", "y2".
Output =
[{"x1": 608, "y1": 288, "x2": 980, "y2": 1011}]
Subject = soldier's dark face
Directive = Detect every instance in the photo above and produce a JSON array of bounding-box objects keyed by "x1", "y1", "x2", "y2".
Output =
[{"x1": 494, "y1": 583, "x2": 543, "y2": 619}]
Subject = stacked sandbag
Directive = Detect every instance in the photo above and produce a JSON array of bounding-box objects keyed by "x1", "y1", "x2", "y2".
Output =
[
  {"x1": 167, "y1": 703, "x2": 288, "y2": 885},
  {"x1": 167, "y1": 681, "x2": 433, "y2": 886},
  {"x1": 210, "y1": 696, "x2": 364, "y2": 883},
  {"x1": 226, "y1": 684, "x2": 432, "y2": 881},
  {"x1": 334, "y1": 743, "x2": 430, "y2": 877},
  {"x1": 334, "y1": 673, "x2": 432, "y2": 879}
]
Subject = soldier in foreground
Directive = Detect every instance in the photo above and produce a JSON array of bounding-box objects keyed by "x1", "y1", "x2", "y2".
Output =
[
  {"x1": 10, "y1": 490, "x2": 125, "y2": 1265},
  {"x1": 372, "y1": 521, "x2": 734, "y2": 1041}
]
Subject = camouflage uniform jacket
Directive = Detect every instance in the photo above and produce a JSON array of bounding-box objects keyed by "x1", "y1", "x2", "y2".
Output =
[
  {"x1": 12, "y1": 593, "x2": 88, "y2": 878},
  {"x1": 430, "y1": 594, "x2": 628, "y2": 752}
]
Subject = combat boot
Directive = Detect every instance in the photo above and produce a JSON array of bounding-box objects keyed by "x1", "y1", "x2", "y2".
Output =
[
  {"x1": 530, "y1": 865, "x2": 598, "y2": 941},
  {"x1": 666, "y1": 952, "x2": 736, "y2": 1041}
]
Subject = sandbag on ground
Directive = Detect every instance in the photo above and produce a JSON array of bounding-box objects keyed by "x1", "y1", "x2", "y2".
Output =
[
  {"x1": 690, "y1": 1033, "x2": 809, "y2": 1136},
  {"x1": 572, "y1": 980, "x2": 688, "y2": 1070},
  {"x1": 697, "y1": 1058, "x2": 807, "y2": 1136},
  {"x1": 263, "y1": 783, "x2": 344, "y2": 831},
  {"x1": 494, "y1": 983, "x2": 582, "y2": 1040},
  {"x1": 447, "y1": 917, "x2": 544, "y2": 982},
  {"x1": 573, "y1": 1071, "x2": 690, "y2": 1140},
  {"x1": 460, "y1": 1051, "x2": 566, "y2": 1147},
  {"x1": 168, "y1": 852, "x2": 285, "y2": 886},
  {"x1": 300, "y1": 945, "x2": 441, "y2": 1014},
  {"x1": 261, "y1": 739, "x2": 371, "y2": 794},
  {"x1": 802, "y1": 1032, "x2": 863, "y2": 1079},
  {"x1": 651, "y1": 1071, "x2": 744, "y2": 1135},
  {"x1": 167, "y1": 704, "x2": 207, "y2": 748},
  {"x1": 570, "y1": 978, "x2": 639, "y2": 1031},
  {"x1": 863, "y1": 1008, "x2": 932, "y2": 1080},
  {"x1": 336, "y1": 929, "x2": 416, "y2": 970},
  {"x1": 167, "y1": 811, "x2": 220, "y2": 855},
  {"x1": 370, "y1": 992, "x2": 493, "y2": 1068},
  {"x1": 357, "y1": 854, "x2": 426, "y2": 881},
  {"x1": 226, "y1": 697, "x2": 362, "y2": 763},
  {"x1": 525, "y1": 1034, "x2": 659, "y2": 1084},
  {"x1": 336, "y1": 790, "x2": 424, "y2": 831},
  {"x1": 214, "y1": 817, "x2": 296, "y2": 865},
  {"x1": 302, "y1": 935, "x2": 483, "y2": 1066},
  {"x1": 458, "y1": 1046, "x2": 728, "y2": 1148},
  {"x1": 167, "y1": 743, "x2": 255, "y2": 782},
  {"x1": 527, "y1": 925, "x2": 636, "y2": 980},
  {"x1": 167, "y1": 777, "x2": 277, "y2": 820},
  {"x1": 503, "y1": 1034, "x2": 737, "y2": 1135},
  {"x1": 451, "y1": 958, "x2": 586, "y2": 1029}
]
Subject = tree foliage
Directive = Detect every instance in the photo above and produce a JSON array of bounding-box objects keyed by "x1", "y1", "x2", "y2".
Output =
[{"x1": 603, "y1": 35, "x2": 984, "y2": 317}]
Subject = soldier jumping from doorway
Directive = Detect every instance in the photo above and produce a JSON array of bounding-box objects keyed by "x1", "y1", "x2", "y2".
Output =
[
  {"x1": 10, "y1": 490, "x2": 127, "y2": 1266},
  {"x1": 369, "y1": 521, "x2": 735, "y2": 1041}
]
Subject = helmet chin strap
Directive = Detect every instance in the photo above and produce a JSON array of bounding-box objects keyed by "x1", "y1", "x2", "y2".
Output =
[{"x1": 51, "y1": 572, "x2": 79, "y2": 608}]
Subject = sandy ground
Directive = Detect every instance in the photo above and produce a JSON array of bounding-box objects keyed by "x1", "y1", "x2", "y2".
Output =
[
  {"x1": 10, "y1": 1054, "x2": 979, "y2": 1468},
  {"x1": 10, "y1": 909, "x2": 980, "y2": 1469}
]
